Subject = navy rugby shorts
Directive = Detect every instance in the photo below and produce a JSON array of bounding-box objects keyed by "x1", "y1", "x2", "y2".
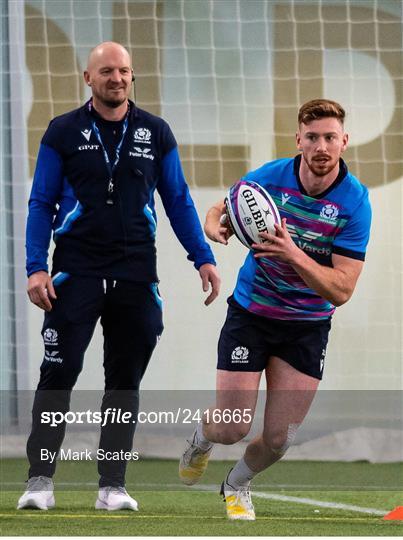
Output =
[{"x1": 217, "y1": 299, "x2": 331, "y2": 380}]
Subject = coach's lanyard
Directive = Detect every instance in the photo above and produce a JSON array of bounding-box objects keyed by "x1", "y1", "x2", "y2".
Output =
[{"x1": 88, "y1": 99, "x2": 130, "y2": 205}]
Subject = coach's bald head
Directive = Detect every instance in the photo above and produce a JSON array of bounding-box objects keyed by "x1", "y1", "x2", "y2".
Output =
[
  {"x1": 84, "y1": 42, "x2": 133, "y2": 115},
  {"x1": 86, "y1": 42, "x2": 132, "y2": 72}
]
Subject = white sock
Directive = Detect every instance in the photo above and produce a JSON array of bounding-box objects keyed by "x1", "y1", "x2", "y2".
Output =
[
  {"x1": 226, "y1": 458, "x2": 256, "y2": 489},
  {"x1": 194, "y1": 422, "x2": 213, "y2": 451}
]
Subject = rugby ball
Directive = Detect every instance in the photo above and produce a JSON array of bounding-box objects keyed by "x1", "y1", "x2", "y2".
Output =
[{"x1": 224, "y1": 180, "x2": 281, "y2": 248}]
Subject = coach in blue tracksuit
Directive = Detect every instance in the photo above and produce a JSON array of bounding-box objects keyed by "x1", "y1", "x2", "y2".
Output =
[{"x1": 18, "y1": 41, "x2": 220, "y2": 512}]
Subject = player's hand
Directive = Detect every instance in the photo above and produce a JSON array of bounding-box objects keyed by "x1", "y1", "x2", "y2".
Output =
[
  {"x1": 252, "y1": 218, "x2": 301, "y2": 263},
  {"x1": 204, "y1": 201, "x2": 233, "y2": 245},
  {"x1": 199, "y1": 263, "x2": 221, "y2": 306},
  {"x1": 27, "y1": 271, "x2": 57, "y2": 312},
  {"x1": 217, "y1": 214, "x2": 234, "y2": 244}
]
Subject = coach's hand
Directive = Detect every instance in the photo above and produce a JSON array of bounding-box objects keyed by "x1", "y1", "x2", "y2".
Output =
[
  {"x1": 27, "y1": 271, "x2": 57, "y2": 312},
  {"x1": 199, "y1": 263, "x2": 221, "y2": 306}
]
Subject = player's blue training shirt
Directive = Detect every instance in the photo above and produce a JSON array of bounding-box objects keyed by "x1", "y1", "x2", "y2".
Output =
[
  {"x1": 26, "y1": 99, "x2": 215, "y2": 281},
  {"x1": 232, "y1": 155, "x2": 372, "y2": 321}
]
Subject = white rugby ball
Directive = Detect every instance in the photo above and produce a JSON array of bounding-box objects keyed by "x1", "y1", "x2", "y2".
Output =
[{"x1": 224, "y1": 180, "x2": 281, "y2": 248}]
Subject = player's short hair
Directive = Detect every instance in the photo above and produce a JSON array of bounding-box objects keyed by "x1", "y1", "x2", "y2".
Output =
[{"x1": 298, "y1": 99, "x2": 345, "y2": 126}]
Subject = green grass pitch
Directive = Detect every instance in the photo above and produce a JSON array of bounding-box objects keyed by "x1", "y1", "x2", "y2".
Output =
[{"x1": 1, "y1": 458, "x2": 402, "y2": 536}]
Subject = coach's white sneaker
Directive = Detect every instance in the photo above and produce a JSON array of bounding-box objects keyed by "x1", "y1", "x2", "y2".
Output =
[
  {"x1": 95, "y1": 486, "x2": 138, "y2": 511},
  {"x1": 179, "y1": 430, "x2": 213, "y2": 486},
  {"x1": 220, "y1": 479, "x2": 255, "y2": 521},
  {"x1": 17, "y1": 476, "x2": 55, "y2": 510}
]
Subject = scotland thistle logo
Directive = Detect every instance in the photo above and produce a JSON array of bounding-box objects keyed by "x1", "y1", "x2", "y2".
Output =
[
  {"x1": 43, "y1": 328, "x2": 58, "y2": 345},
  {"x1": 231, "y1": 346, "x2": 249, "y2": 363},
  {"x1": 320, "y1": 204, "x2": 339, "y2": 221}
]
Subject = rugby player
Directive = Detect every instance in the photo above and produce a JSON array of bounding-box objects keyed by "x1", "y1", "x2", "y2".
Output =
[{"x1": 179, "y1": 99, "x2": 371, "y2": 520}]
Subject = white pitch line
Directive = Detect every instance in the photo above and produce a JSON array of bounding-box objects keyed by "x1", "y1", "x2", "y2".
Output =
[
  {"x1": 194, "y1": 485, "x2": 387, "y2": 516},
  {"x1": 252, "y1": 492, "x2": 387, "y2": 516}
]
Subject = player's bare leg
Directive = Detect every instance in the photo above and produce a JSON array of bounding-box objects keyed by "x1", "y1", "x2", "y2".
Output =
[
  {"x1": 209, "y1": 370, "x2": 262, "y2": 520},
  {"x1": 232, "y1": 356, "x2": 319, "y2": 479},
  {"x1": 179, "y1": 370, "x2": 260, "y2": 486},
  {"x1": 220, "y1": 357, "x2": 319, "y2": 520},
  {"x1": 203, "y1": 369, "x2": 262, "y2": 444},
  {"x1": 179, "y1": 370, "x2": 261, "y2": 520}
]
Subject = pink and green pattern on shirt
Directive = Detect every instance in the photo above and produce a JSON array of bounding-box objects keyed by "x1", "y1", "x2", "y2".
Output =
[{"x1": 245, "y1": 186, "x2": 348, "y2": 320}]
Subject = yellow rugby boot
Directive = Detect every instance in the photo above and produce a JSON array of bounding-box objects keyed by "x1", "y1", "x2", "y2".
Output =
[
  {"x1": 220, "y1": 479, "x2": 255, "y2": 521},
  {"x1": 179, "y1": 430, "x2": 213, "y2": 486}
]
